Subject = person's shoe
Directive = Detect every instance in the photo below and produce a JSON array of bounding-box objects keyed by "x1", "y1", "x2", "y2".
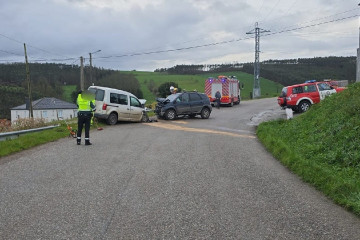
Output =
[
  {"x1": 77, "y1": 138, "x2": 81, "y2": 145},
  {"x1": 85, "y1": 140, "x2": 92, "y2": 145}
]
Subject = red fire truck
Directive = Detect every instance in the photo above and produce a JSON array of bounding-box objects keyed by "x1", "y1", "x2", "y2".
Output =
[{"x1": 205, "y1": 75, "x2": 241, "y2": 106}]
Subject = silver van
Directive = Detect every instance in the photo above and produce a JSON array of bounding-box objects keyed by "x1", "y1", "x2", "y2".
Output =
[{"x1": 88, "y1": 86, "x2": 146, "y2": 125}]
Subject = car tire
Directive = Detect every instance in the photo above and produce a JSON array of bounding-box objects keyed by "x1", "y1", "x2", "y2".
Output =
[
  {"x1": 165, "y1": 109, "x2": 176, "y2": 120},
  {"x1": 106, "y1": 112, "x2": 118, "y2": 125},
  {"x1": 200, "y1": 107, "x2": 210, "y2": 119},
  {"x1": 298, "y1": 100, "x2": 311, "y2": 113}
]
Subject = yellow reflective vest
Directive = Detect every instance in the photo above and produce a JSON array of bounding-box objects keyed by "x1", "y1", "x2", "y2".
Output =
[{"x1": 77, "y1": 94, "x2": 95, "y2": 112}]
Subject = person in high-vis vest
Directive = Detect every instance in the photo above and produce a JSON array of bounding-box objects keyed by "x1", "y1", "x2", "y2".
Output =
[{"x1": 76, "y1": 90, "x2": 95, "y2": 145}]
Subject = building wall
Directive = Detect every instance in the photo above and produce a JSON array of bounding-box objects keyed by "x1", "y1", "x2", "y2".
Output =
[{"x1": 11, "y1": 109, "x2": 77, "y2": 123}]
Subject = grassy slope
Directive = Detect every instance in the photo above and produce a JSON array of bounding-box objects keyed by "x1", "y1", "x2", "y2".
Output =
[
  {"x1": 126, "y1": 71, "x2": 282, "y2": 103},
  {"x1": 257, "y1": 83, "x2": 360, "y2": 216},
  {"x1": 62, "y1": 85, "x2": 77, "y2": 102}
]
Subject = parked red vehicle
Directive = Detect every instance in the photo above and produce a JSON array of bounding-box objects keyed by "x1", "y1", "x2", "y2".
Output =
[{"x1": 278, "y1": 80, "x2": 345, "y2": 113}]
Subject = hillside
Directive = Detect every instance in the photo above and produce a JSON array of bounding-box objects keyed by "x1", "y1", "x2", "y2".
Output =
[
  {"x1": 127, "y1": 71, "x2": 281, "y2": 103},
  {"x1": 257, "y1": 82, "x2": 360, "y2": 216},
  {"x1": 244, "y1": 57, "x2": 356, "y2": 86},
  {"x1": 158, "y1": 56, "x2": 356, "y2": 87}
]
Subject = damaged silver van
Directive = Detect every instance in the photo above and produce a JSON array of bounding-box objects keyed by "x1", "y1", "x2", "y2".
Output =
[{"x1": 88, "y1": 86, "x2": 146, "y2": 125}]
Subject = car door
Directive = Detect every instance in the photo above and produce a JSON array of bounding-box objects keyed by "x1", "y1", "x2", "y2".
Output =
[
  {"x1": 189, "y1": 92, "x2": 203, "y2": 113},
  {"x1": 129, "y1": 96, "x2": 144, "y2": 122},
  {"x1": 175, "y1": 93, "x2": 191, "y2": 115},
  {"x1": 304, "y1": 84, "x2": 320, "y2": 103},
  {"x1": 317, "y1": 83, "x2": 336, "y2": 100},
  {"x1": 110, "y1": 92, "x2": 130, "y2": 120}
]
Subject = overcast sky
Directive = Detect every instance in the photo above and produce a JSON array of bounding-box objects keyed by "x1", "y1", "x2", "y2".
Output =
[{"x1": 0, "y1": 0, "x2": 359, "y2": 71}]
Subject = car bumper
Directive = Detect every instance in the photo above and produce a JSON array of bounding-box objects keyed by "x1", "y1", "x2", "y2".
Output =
[{"x1": 94, "y1": 113, "x2": 109, "y2": 120}]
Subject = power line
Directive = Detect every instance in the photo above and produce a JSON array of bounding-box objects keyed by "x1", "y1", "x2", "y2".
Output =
[
  {"x1": 0, "y1": 13, "x2": 357, "y2": 64},
  {"x1": 266, "y1": 7, "x2": 358, "y2": 32},
  {"x1": 0, "y1": 32, "x2": 72, "y2": 59}
]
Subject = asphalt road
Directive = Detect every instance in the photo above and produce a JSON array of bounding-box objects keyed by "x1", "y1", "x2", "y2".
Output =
[{"x1": 1, "y1": 98, "x2": 360, "y2": 239}]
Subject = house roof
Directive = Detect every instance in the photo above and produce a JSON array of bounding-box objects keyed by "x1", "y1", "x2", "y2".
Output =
[{"x1": 11, "y1": 97, "x2": 77, "y2": 110}]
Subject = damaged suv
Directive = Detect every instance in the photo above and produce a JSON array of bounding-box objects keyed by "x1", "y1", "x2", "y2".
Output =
[{"x1": 155, "y1": 91, "x2": 212, "y2": 120}]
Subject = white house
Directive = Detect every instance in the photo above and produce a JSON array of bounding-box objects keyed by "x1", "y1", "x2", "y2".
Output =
[{"x1": 11, "y1": 97, "x2": 77, "y2": 123}]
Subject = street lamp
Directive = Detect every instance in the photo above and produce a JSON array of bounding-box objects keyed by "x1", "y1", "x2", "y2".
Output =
[{"x1": 89, "y1": 50, "x2": 101, "y2": 85}]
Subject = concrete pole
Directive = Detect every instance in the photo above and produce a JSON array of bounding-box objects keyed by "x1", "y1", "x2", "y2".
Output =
[{"x1": 80, "y1": 56, "x2": 84, "y2": 91}]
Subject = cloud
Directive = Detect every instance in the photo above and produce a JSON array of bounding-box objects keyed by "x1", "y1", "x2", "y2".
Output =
[{"x1": 0, "y1": 0, "x2": 358, "y2": 71}]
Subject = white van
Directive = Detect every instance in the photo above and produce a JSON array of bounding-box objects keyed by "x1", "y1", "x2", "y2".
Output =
[{"x1": 88, "y1": 86, "x2": 146, "y2": 125}]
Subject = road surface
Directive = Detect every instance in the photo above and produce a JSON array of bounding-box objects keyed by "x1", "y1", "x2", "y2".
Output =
[{"x1": 1, "y1": 98, "x2": 359, "y2": 239}]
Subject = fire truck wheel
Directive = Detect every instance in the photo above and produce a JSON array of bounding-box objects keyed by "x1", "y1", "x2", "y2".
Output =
[
  {"x1": 165, "y1": 109, "x2": 176, "y2": 120},
  {"x1": 201, "y1": 108, "x2": 210, "y2": 119},
  {"x1": 229, "y1": 101, "x2": 234, "y2": 107}
]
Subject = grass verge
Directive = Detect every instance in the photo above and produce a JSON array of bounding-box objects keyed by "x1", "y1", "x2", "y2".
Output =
[
  {"x1": 0, "y1": 120, "x2": 104, "y2": 158},
  {"x1": 257, "y1": 83, "x2": 360, "y2": 217}
]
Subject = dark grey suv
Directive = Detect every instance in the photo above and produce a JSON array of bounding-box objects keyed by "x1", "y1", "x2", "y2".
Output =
[{"x1": 155, "y1": 92, "x2": 212, "y2": 120}]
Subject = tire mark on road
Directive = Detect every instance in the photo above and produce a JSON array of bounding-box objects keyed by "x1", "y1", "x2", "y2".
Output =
[{"x1": 143, "y1": 122, "x2": 256, "y2": 139}]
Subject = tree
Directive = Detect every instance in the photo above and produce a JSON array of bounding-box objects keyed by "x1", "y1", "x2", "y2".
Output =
[{"x1": 158, "y1": 82, "x2": 181, "y2": 98}]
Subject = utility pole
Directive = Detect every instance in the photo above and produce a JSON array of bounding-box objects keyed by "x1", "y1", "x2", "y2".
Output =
[
  {"x1": 246, "y1": 22, "x2": 270, "y2": 98},
  {"x1": 80, "y1": 56, "x2": 84, "y2": 91},
  {"x1": 23, "y1": 43, "x2": 33, "y2": 118},
  {"x1": 89, "y1": 50, "x2": 101, "y2": 85}
]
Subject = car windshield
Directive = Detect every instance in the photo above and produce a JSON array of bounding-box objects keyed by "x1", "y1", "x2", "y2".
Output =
[{"x1": 166, "y1": 93, "x2": 181, "y2": 102}]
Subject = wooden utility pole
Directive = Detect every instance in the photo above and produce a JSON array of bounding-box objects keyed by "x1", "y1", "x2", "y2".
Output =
[
  {"x1": 89, "y1": 50, "x2": 100, "y2": 85},
  {"x1": 89, "y1": 53, "x2": 93, "y2": 85},
  {"x1": 80, "y1": 56, "x2": 84, "y2": 90},
  {"x1": 24, "y1": 43, "x2": 33, "y2": 118}
]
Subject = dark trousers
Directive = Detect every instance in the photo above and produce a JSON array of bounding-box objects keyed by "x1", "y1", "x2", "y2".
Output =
[
  {"x1": 216, "y1": 98, "x2": 221, "y2": 108},
  {"x1": 77, "y1": 112, "x2": 92, "y2": 139}
]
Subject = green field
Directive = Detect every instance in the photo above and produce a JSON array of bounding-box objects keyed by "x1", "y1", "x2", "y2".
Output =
[
  {"x1": 124, "y1": 71, "x2": 283, "y2": 103},
  {"x1": 62, "y1": 84, "x2": 77, "y2": 103},
  {"x1": 62, "y1": 71, "x2": 282, "y2": 105}
]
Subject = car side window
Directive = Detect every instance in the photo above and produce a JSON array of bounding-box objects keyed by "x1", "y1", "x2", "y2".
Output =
[
  {"x1": 130, "y1": 96, "x2": 141, "y2": 107},
  {"x1": 110, "y1": 93, "x2": 118, "y2": 104},
  {"x1": 304, "y1": 85, "x2": 316, "y2": 93},
  {"x1": 189, "y1": 93, "x2": 201, "y2": 101},
  {"x1": 292, "y1": 86, "x2": 303, "y2": 94},
  {"x1": 317, "y1": 83, "x2": 332, "y2": 91},
  {"x1": 180, "y1": 93, "x2": 189, "y2": 102},
  {"x1": 118, "y1": 94, "x2": 128, "y2": 105}
]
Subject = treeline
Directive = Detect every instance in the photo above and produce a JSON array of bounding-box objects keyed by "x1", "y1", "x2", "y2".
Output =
[
  {"x1": 155, "y1": 63, "x2": 244, "y2": 74},
  {"x1": 155, "y1": 56, "x2": 356, "y2": 85},
  {"x1": 0, "y1": 63, "x2": 143, "y2": 119},
  {"x1": 247, "y1": 56, "x2": 356, "y2": 86},
  {"x1": 96, "y1": 72, "x2": 143, "y2": 99}
]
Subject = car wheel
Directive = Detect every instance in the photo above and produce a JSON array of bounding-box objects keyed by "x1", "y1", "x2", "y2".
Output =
[
  {"x1": 165, "y1": 109, "x2": 176, "y2": 120},
  {"x1": 298, "y1": 100, "x2": 311, "y2": 113},
  {"x1": 201, "y1": 108, "x2": 210, "y2": 119},
  {"x1": 106, "y1": 112, "x2": 118, "y2": 125}
]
